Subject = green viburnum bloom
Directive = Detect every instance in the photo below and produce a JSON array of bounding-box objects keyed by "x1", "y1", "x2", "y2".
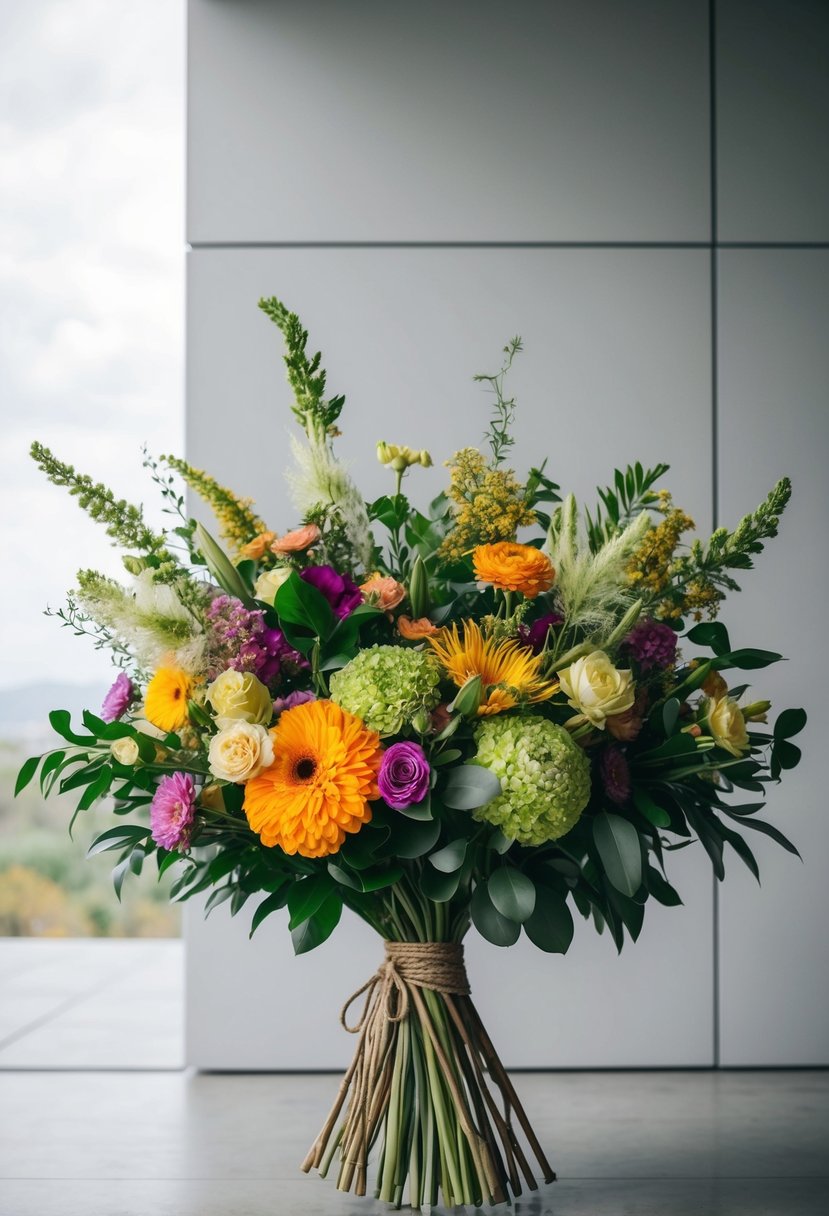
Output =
[
  {"x1": 471, "y1": 716, "x2": 590, "y2": 845},
  {"x1": 329, "y1": 645, "x2": 441, "y2": 736}
]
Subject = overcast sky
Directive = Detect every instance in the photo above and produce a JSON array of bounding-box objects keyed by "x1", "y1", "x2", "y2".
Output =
[{"x1": 0, "y1": 0, "x2": 185, "y2": 690}]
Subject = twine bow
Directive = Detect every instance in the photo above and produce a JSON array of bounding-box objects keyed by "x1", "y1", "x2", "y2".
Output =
[{"x1": 341, "y1": 941, "x2": 470, "y2": 1033}]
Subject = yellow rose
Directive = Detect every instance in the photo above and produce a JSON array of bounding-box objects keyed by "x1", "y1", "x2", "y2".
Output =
[
  {"x1": 558, "y1": 650, "x2": 635, "y2": 728},
  {"x1": 110, "y1": 736, "x2": 140, "y2": 766},
  {"x1": 207, "y1": 669, "x2": 272, "y2": 727},
  {"x1": 254, "y1": 565, "x2": 292, "y2": 606},
  {"x1": 208, "y1": 721, "x2": 275, "y2": 783},
  {"x1": 706, "y1": 696, "x2": 749, "y2": 757}
]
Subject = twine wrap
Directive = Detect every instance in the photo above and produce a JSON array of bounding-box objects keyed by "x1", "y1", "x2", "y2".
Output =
[{"x1": 341, "y1": 941, "x2": 471, "y2": 1032}]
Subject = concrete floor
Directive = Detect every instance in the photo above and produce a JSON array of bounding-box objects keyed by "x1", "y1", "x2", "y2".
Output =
[
  {"x1": 1, "y1": 1069, "x2": 827, "y2": 1215},
  {"x1": 1, "y1": 943, "x2": 827, "y2": 1213}
]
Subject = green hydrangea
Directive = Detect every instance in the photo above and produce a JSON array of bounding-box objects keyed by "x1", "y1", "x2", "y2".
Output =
[
  {"x1": 471, "y1": 716, "x2": 590, "y2": 845},
  {"x1": 329, "y1": 645, "x2": 441, "y2": 736}
]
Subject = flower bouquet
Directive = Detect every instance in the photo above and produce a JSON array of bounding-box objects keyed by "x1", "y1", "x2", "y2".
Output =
[{"x1": 19, "y1": 298, "x2": 805, "y2": 1210}]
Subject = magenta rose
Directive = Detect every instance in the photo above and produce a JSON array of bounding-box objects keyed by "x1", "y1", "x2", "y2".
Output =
[
  {"x1": 378, "y1": 742, "x2": 431, "y2": 809},
  {"x1": 300, "y1": 565, "x2": 363, "y2": 620}
]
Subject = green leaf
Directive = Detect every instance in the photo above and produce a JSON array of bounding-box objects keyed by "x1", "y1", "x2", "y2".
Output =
[
  {"x1": 14, "y1": 755, "x2": 40, "y2": 797},
  {"x1": 772, "y1": 739, "x2": 802, "y2": 771},
  {"x1": 291, "y1": 891, "x2": 342, "y2": 954},
  {"x1": 287, "y1": 873, "x2": 334, "y2": 929},
  {"x1": 327, "y1": 861, "x2": 363, "y2": 891},
  {"x1": 645, "y1": 865, "x2": 683, "y2": 906},
  {"x1": 774, "y1": 707, "x2": 807, "y2": 740},
  {"x1": 431, "y1": 748, "x2": 463, "y2": 768},
  {"x1": 523, "y1": 886, "x2": 574, "y2": 953},
  {"x1": 250, "y1": 889, "x2": 288, "y2": 938},
  {"x1": 204, "y1": 886, "x2": 235, "y2": 917},
  {"x1": 631, "y1": 786, "x2": 672, "y2": 829},
  {"x1": 48, "y1": 709, "x2": 97, "y2": 746},
  {"x1": 487, "y1": 828, "x2": 513, "y2": 854},
  {"x1": 357, "y1": 865, "x2": 404, "y2": 892},
  {"x1": 421, "y1": 863, "x2": 462, "y2": 902},
  {"x1": 39, "y1": 750, "x2": 67, "y2": 795},
  {"x1": 112, "y1": 856, "x2": 131, "y2": 901},
  {"x1": 395, "y1": 792, "x2": 434, "y2": 822},
  {"x1": 470, "y1": 881, "x2": 520, "y2": 947},
  {"x1": 441, "y1": 764, "x2": 501, "y2": 810},
  {"x1": 428, "y1": 838, "x2": 467, "y2": 874},
  {"x1": 488, "y1": 867, "x2": 536, "y2": 923},
  {"x1": 392, "y1": 815, "x2": 441, "y2": 859},
  {"x1": 593, "y1": 812, "x2": 642, "y2": 897},
  {"x1": 87, "y1": 824, "x2": 151, "y2": 857},
  {"x1": 686, "y1": 621, "x2": 731, "y2": 655},
  {"x1": 275, "y1": 570, "x2": 335, "y2": 640},
  {"x1": 713, "y1": 648, "x2": 782, "y2": 671},
  {"x1": 726, "y1": 814, "x2": 800, "y2": 857},
  {"x1": 194, "y1": 521, "x2": 254, "y2": 605},
  {"x1": 661, "y1": 698, "x2": 680, "y2": 737}
]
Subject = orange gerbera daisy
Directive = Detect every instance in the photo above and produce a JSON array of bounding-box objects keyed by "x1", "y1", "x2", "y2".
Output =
[
  {"x1": 243, "y1": 699, "x2": 382, "y2": 858},
  {"x1": 473, "y1": 542, "x2": 555, "y2": 599},
  {"x1": 428, "y1": 620, "x2": 558, "y2": 715},
  {"x1": 144, "y1": 667, "x2": 193, "y2": 733}
]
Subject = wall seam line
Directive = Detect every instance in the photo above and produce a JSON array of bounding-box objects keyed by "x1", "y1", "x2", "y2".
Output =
[{"x1": 710, "y1": 0, "x2": 722, "y2": 1072}]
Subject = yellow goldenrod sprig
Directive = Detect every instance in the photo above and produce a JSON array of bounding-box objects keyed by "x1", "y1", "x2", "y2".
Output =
[{"x1": 161, "y1": 456, "x2": 266, "y2": 553}]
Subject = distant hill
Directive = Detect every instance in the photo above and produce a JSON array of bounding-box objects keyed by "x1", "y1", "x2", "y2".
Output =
[{"x1": 0, "y1": 681, "x2": 108, "y2": 745}]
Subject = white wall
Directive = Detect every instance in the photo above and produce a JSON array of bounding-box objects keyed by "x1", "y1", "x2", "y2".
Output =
[{"x1": 185, "y1": 0, "x2": 829, "y2": 1068}]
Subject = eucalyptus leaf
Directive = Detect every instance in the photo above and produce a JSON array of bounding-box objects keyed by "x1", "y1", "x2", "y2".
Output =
[
  {"x1": 428, "y1": 838, "x2": 467, "y2": 874},
  {"x1": 441, "y1": 764, "x2": 501, "y2": 810},
  {"x1": 593, "y1": 812, "x2": 642, "y2": 897},
  {"x1": 488, "y1": 867, "x2": 536, "y2": 923},
  {"x1": 523, "y1": 886, "x2": 574, "y2": 953},
  {"x1": 471, "y1": 881, "x2": 520, "y2": 947}
]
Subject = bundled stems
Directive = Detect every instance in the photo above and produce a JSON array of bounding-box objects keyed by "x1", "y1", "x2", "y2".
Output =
[{"x1": 302, "y1": 937, "x2": 555, "y2": 1210}]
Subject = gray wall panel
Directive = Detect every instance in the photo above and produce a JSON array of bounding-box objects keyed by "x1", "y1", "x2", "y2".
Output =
[
  {"x1": 717, "y1": 250, "x2": 829, "y2": 1065},
  {"x1": 187, "y1": 0, "x2": 710, "y2": 244},
  {"x1": 185, "y1": 245, "x2": 715, "y2": 1068},
  {"x1": 717, "y1": 0, "x2": 829, "y2": 241}
]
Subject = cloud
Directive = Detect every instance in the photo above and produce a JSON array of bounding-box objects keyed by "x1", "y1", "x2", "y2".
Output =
[{"x1": 0, "y1": 0, "x2": 185, "y2": 688}]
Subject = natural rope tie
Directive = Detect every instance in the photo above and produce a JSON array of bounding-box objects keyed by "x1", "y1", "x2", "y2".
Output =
[{"x1": 341, "y1": 941, "x2": 471, "y2": 1032}]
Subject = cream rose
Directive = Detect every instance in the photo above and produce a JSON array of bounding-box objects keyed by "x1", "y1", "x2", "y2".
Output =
[
  {"x1": 208, "y1": 721, "x2": 275, "y2": 783},
  {"x1": 254, "y1": 565, "x2": 292, "y2": 606},
  {"x1": 110, "y1": 736, "x2": 140, "y2": 766},
  {"x1": 207, "y1": 669, "x2": 272, "y2": 726},
  {"x1": 557, "y1": 650, "x2": 635, "y2": 728},
  {"x1": 706, "y1": 696, "x2": 749, "y2": 757}
]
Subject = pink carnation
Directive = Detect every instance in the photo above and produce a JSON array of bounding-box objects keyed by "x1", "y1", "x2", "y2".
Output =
[
  {"x1": 101, "y1": 672, "x2": 134, "y2": 723},
  {"x1": 150, "y1": 771, "x2": 196, "y2": 851}
]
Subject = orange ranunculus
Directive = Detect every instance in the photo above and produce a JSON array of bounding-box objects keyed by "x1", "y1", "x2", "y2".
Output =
[
  {"x1": 397, "y1": 615, "x2": 441, "y2": 640},
  {"x1": 360, "y1": 573, "x2": 406, "y2": 612},
  {"x1": 472, "y1": 542, "x2": 555, "y2": 599},
  {"x1": 270, "y1": 523, "x2": 322, "y2": 554},
  {"x1": 239, "y1": 530, "x2": 277, "y2": 560}
]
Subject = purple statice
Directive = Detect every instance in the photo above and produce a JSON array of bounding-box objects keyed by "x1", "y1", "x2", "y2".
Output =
[
  {"x1": 378, "y1": 742, "x2": 431, "y2": 809},
  {"x1": 623, "y1": 617, "x2": 678, "y2": 672},
  {"x1": 300, "y1": 565, "x2": 363, "y2": 620},
  {"x1": 150, "y1": 771, "x2": 196, "y2": 851},
  {"x1": 205, "y1": 594, "x2": 303, "y2": 686},
  {"x1": 518, "y1": 611, "x2": 563, "y2": 655},
  {"x1": 600, "y1": 746, "x2": 631, "y2": 806},
  {"x1": 273, "y1": 689, "x2": 316, "y2": 715},
  {"x1": 101, "y1": 672, "x2": 134, "y2": 722}
]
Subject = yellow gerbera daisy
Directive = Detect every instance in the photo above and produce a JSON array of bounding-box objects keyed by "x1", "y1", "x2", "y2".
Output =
[
  {"x1": 428, "y1": 620, "x2": 558, "y2": 715},
  {"x1": 144, "y1": 667, "x2": 193, "y2": 733},
  {"x1": 243, "y1": 699, "x2": 382, "y2": 858}
]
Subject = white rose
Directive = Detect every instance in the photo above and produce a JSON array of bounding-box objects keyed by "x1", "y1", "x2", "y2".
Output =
[
  {"x1": 557, "y1": 650, "x2": 635, "y2": 728},
  {"x1": 208, "y1": 721, "x2": 275, "y2": 783},
  {"x1": 110, "y1": 736, "x2": 140, "y2": 766},
  {"x1": 254, "y1": 565, "x2": 292, "y2": 606},
  {"x1": 206, "y1": 669, "x2": 273, "y2": 726}
]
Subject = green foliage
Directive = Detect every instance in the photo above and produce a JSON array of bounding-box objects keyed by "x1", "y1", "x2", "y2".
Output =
[
  {"x1": 259, "y1": 296, "x2": 345, "y2": 439},
  {"x1": 585, "y1": 461, "x2": 670, "y2": 551},
  {"x1": 473, "y1": 336, "x2": 523, "y2": 466}
]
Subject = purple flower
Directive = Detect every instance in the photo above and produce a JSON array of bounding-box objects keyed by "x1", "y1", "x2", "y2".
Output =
[
  {"x1": 101, "y1": 672, "x2": 134, "y2": 723},
  {"x1": 150, "y1": 771, "x2": 196, "y2": 851},
  {"x1": 205, "y1": 594, "x2": 304, "y2": 686},
  {"x1": 273, "y1": 689, "x2": 316, "y2": 715},
  {"x1": 518, "y1": 611, "x2": 563, "y2": 655},
  {"x1": 300, "y1": 565, "x2": 363, "y2": 620},
  {"x1": 623, "y1": 618, "x2": 678, "y2": 672},
  {"x1": 599, "y1": 747, "x2": 631, "y2": 806},
  {"x1": 378, "y1": 741, "x2": 431, "y2": 809}
]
